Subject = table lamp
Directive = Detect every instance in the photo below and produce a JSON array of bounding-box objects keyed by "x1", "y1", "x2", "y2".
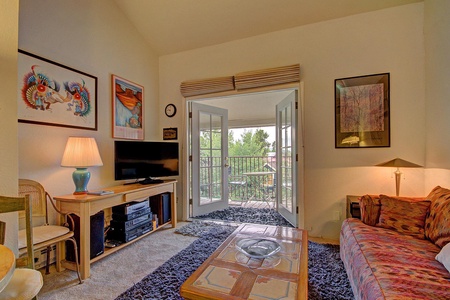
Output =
[
  {"x1": 376, "y1": 158, "x2": 422, "y2": 196},
  {"x1": 61, "y1": 137, "x2": 103, "y2": 195}
]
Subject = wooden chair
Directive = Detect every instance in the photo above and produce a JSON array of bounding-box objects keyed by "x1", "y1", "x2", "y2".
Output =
[
  {"x1": 0, "y1": 194, "x2": 43, "y2": 300},
  {"x1": 18, "y1": 179, "x2": 82, "y2": 284}
]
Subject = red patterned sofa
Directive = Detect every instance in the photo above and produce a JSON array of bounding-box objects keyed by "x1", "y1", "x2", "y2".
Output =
[{"x1": 340, "y1": 186, "x2": 450, "y2": 300}]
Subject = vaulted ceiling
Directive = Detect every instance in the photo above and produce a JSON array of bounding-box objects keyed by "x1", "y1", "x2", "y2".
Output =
[
  {"x1": 114, "y1": 0, "x2": 422, "y2": 56},
  {"x1": 113, "y1": 0, "x2": 422, "y2": 127}
]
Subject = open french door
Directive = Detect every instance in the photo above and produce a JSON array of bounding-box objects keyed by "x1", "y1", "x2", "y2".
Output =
[
  {"x1": 276, "y1": 91, "x2": 298, "y2": 227},
  {"x1": 191, "y1": 102, "x2": 229, "y2": 216}
]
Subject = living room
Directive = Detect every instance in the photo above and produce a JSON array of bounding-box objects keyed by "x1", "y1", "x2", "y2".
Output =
[{"x1": 1, "y1": 0, "x2": 449, "y2": 295}]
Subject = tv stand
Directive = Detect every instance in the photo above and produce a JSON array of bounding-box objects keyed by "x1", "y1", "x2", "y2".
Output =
[
  {"x1": 139, "y1": 178, "x2": 164, "y2": 185},
  {"x1": 54, "y1": 180, "x2": 177, "y2": 280}
]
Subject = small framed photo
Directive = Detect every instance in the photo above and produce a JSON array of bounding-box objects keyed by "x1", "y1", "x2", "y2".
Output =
[
  {"x1": 163, "y1": 128, "x2": 178, "y2": 140},
  {"x1": 112, "y1": 75, "x2": 144, "y2": 140},
  {"x1": 335, "y1": 73, "x2": 390, "y2": 148}
]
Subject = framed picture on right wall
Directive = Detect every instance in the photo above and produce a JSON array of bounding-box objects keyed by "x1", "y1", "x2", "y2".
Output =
[{"x1": 335, "y1": 73, "x2": 390, "y2": 148}]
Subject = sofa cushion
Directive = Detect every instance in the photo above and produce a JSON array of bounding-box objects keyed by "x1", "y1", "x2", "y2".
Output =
[
  {"x1": 436, "y1": 242, "x2": 450, "y2": 273},
  {"x1": 341, "y1": 218, "x2": 450, "y2": 300},
  {"x1": 359, "y1": 194, "x2": 381, "y2": 226},
  {"x1": 425, "y1": 186, "x2": 450, "y2": 248},
  {"x1": 376, "y1": 195, "x2": 431, "y2": 239}
]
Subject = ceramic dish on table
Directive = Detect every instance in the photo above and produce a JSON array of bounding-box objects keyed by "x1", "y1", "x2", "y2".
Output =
[{"x1": 235, "y1": 238, "x2": 281, "y2": 259}]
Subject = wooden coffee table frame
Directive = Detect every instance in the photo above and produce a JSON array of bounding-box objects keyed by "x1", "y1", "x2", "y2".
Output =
[{"x1": 180, "y1": 223, "x2": 308, "y2": 300}]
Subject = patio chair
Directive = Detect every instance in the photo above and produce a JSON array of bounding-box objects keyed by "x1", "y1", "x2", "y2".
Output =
[
  {"x1": 261, "y1": 173, "x2": 276, "y2": 208},
  {"x1": 228, "y1": 175, "x2": 248, "y2": 205}
]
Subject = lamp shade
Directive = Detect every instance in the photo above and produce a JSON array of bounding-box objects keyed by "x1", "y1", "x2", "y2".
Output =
[
  {"x1": 376, "y1": 158, "x2": 422, "y2": 168},
  {"x1": 61, "y1": 137, "x2": 103, "y2": 167}
]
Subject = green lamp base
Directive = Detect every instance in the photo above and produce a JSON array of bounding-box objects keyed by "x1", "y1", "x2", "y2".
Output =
[{"x1": 72, "y1": 167, "x2": 91, "y2": 195}]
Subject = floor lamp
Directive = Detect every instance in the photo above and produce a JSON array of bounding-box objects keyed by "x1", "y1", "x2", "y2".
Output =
[{"x1": 376, "y1": 158, "x2": 422, "y2": 196}]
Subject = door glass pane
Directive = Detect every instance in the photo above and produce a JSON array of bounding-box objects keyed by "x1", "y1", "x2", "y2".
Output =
[
  {"x1": 280, "y1": 106, "x2": 293, "y2": 213},
  {"x1": 211, "y1": 114, "x2": 222, "y2": 131},
  {"x1": 199, "y1": 112, "x2": 222, "y2": 206}
]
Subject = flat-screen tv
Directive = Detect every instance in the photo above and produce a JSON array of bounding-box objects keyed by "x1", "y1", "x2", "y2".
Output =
[{"x1": 114, "y1": 141, "x2": 179, "y2": 184}]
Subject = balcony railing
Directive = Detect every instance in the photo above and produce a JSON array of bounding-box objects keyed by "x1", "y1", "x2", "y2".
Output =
[{"x1": 199, "y1": 156, "x2": 276, "y2": 203}]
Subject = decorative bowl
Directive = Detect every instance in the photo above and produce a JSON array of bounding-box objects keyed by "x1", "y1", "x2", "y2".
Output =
[{"x1": 235, "y1": 238, "x2": 281, "y2": 259}]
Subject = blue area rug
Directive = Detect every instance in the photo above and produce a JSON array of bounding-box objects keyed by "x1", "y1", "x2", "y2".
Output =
[
  {"x1": 115, "y1": 211, "x2": 354, "y2": 300},
  {"x1": 193, "y1": 206, "x2": 293, "y2": 227}
]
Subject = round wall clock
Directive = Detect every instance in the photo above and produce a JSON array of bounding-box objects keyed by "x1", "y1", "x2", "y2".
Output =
[{"x1": 165, "y1": 103, "x2": 177, "y2": 117}]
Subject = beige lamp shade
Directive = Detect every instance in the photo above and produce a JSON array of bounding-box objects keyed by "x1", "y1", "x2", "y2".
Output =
[
  {"x1": 61, "y1": 137, "x2": 103, "y2": 168},
  {"x1": 376, "y1": 158, "x2": 422, "y2": 168}
]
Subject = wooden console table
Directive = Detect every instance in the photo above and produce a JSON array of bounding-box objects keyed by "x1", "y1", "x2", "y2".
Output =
[
  {"x1": 54, "y1": 180, "x2": 177, "y2": 280},
  {"x1": 180, "y1": 223, "x2": 308, "y2": 300}
]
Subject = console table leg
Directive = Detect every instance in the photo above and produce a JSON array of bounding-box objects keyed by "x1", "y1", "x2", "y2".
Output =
[{"x1": 79, "y1": 203, "x2": 91, "y2": 280}]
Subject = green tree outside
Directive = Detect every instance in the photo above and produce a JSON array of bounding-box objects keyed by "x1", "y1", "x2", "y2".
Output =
[
  {"x1": 229, "y1": 129, "x2": 272, "y2": 157},
  {"x1": 199, "y1": 128, "x2": 273, "y2": 156}
]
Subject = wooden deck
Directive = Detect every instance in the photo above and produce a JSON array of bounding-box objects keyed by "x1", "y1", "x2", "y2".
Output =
[{"x1": 229, "y1": 199, "x2": 275, "y2": 209}]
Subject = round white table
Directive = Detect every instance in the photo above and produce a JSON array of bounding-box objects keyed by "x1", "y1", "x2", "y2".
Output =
[{"x1": 0, "y1": 245, "x2": 15, "y2": 294}]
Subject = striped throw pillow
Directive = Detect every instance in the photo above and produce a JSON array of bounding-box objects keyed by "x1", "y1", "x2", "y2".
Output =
[
  {"x1": 425, "y1": 186, "x2": 450, "y2": 248},
  {"x1": 376, "y1": 195, "x2": 431, "y2": 239}
]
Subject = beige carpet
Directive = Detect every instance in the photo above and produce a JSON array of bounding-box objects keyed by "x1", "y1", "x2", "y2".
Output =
[{"x1": 37, "y1": 222, "x2": 197, "y2": 300}]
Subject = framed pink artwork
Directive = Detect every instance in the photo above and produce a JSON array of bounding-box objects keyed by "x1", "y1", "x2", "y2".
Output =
[{"x1": 335, "y1": 73, "x2": 390, "y2": 148}]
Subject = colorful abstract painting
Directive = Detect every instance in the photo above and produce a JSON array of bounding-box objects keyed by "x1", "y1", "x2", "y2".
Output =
[
  {"x1": 17, "y1": 50, "x2": 97, "y2": 130},
  {"x1": 112, "y1": 75, "x2": 144, "y2": 140}
]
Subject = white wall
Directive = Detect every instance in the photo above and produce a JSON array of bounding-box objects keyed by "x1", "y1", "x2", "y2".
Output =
[
  {"x1": 160, "y1": 3, "x2": 427, "y2": 239},
  {"x1": 18, "y1": 0, "x2": 160, "y2": 221},
  {"x1": 424, "y1": 0, "x2": 450, "y2": 169},
  {"x1": 0, "y1": 0, "x2": 20, "y2": 251}
]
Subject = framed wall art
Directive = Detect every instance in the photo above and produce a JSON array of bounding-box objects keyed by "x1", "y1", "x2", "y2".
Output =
[
  {"x1": 17, "y1": 49, "x2": 98, "y2": 130},
  {"x1": 112, "y1": 75, "x2": 144, "y2": 140},
  {"x1": 335, "y1": 73, "x2": 390, "y2": 148},
  {"x1": 163, "y1": 127, "x2": 178, "y2": 140}
]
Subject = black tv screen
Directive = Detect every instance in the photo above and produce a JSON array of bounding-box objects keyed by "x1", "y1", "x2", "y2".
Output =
[{"x1": 114, "y1": 141, "x2": 179, "y2": 182}]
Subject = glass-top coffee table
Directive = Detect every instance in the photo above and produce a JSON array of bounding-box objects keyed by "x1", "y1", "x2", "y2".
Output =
[{"x1": 180, "y1": 223, "x2": 308, "y2": 300}]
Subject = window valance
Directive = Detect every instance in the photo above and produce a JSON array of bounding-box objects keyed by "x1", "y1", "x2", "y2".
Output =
[
  {"x1": 180, "y1": 76, "x2": 235, "y2": 97},
  {"x1": 234, "y1": 64, "x2": 300, "y2": 91},
  {"x1": 180, "y1": 64, "x2": 300, "y2": 97}
]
